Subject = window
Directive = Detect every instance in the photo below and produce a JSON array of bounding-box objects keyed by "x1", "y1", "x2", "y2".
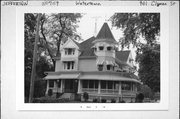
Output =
[
  {"x1": 101, "y1": 81, "x2": 106, "y2": 89},
  {"x1": 82, "y1": 80, "x2": 88, "y2": 88},
  {"x1": 107, "y1": 65, "x2": 111, "y2": 70},
  {"x1": 94, "y1": 47, "x2": 97, "y2": 52},
  {"x1": 107, "y1": 81, "x2": 113, "y2": 89},
  {"x1": 82, "y1": 80, "x2": 98, "y2": 89},
  {"x1": 64, "y1": 61, "x2": 75, "y2": 70},
  {"x1": 122, "y1": 82, "x2": 131, "y2": 90},
  {"x1": 94, "y1": 80, "x2": 98, "y2": 88},
  {"x1": 107, "y1": 46, "x2": 112, "y2": 51},
  {"x1": 98, "y1": 65, "x2": 103, "y2": 71},
  {"x1": 99, "y1": 46, "x2": 104, "y2": 51},
  {"x1": 49, "y1": 80, "x2": 54, "y2": 88},
  {"x1": 114, "y1": 81, "x2": 119, "y2": 90},
  {"x1": 65, "y1": 48, "x2": 75, "y2": 55}
]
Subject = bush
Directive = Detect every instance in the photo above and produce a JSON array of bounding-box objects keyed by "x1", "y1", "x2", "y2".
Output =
[
  {"x1": 111, "y1": 99, "x2": 116, "y2": 103},
  {"x1": 93, "y1": 98, "x2": 98, "y2": 102},
  {"x1": 135, "y1": 93, "x2": 144, "y2": 103},
  {"x1": 33, "y1": 97, "x2": 70, "y2": 103},
  {"x1": 83, "y1": 92, "x2": 89, "y2": 102},
  {"x1": 119, "y1": 100, "x2": 125, "y2": 103},
  {"x1": 101, "y1": 99, "x2": 106, "y2": 103}
]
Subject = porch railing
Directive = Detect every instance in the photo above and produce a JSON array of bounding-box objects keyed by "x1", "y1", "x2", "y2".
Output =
[
  {"x1": 82, "y1": 88, "x2": 98, "y2": 93},
  {"x1": 100, "y1": 89, "x2": 119, "y2": 94}
]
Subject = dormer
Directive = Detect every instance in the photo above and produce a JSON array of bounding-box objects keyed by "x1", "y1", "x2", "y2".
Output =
[{"x1": 60, "y1": 38, "x2": 81, "y2": 58}]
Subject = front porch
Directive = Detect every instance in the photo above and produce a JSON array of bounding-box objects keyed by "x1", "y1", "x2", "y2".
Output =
[{"x1": 44, "y1": 71, "x2": 141, "y2": 102}]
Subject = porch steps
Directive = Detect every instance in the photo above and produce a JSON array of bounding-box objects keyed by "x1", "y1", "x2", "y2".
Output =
[{"x1": 59, "y1": 93, "x2": 75, "y2": 101}]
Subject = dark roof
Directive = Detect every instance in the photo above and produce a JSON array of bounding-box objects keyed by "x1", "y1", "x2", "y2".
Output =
[
  {"x1": 116, "y1": 50, "x2": 130, "y2": 62},
  {"x1": 79, "y1": 36, "x2": 96, "y2": 57},
  {"x1": 96, "y1": 22, "x2": 116, "y2": 42},
  {"x1": 78, "y1": 37, "x2": 131, "y2": 61}
]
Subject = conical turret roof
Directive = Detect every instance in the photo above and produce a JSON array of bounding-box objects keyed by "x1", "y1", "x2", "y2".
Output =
[{"x1": 95, "y1": 22, "x2": 116, "y2": 42}]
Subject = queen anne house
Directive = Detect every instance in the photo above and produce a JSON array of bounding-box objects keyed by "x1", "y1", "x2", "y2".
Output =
[{"x1": 44, "y1": 22, "x2": 141, "y2": 102}]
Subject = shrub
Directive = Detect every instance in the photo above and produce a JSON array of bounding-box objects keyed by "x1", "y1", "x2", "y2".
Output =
[
  {"x1": 111, "y1": 99, "x2": 116, "y2": 103},
  {"x1": 93, "y1": 98, "x2": 98, "y2": 102},
  {"x1": 135, "y1": 93, "x2": 144, "y2": 103},
  {"x1": 101, "y1": 99, "x2": 107, "y2": 103},
  {"x1": 83, "y1": 92, "x2": 89, "y2": 102}
]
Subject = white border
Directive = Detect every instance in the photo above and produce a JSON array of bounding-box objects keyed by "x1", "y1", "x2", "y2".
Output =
[{"x1": 16, "y1": 6, "x2": 169, "y2": 110}]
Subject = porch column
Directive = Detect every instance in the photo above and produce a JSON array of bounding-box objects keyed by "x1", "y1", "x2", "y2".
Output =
[
  {"x1": 98, "y1": 80, "x2": 101, "y2": 94},
  {"x1": 60, "y1": 79, "x2": 63, "y2": 93},
  {"x1": 118, "y1": 81, "x2": 122, "y2": 102},
  {"x1": 78, "y1": 79, "x2": 81, "y2": 93},
  {"x1": 118, "y1": 81, "x2": 122, "y2": 95},
  {"x1": 135, "y1": 83, "x2": 137, "y2": 92},
  {"x1": 131, "y1": 82, "x2": 133, "y2": 91},
  {"x1": 46, "y1": 80, "x2": 49, "y2": 95},
  {"x1": 54, "y1": 80, "x2": 57, "y2": 93}
]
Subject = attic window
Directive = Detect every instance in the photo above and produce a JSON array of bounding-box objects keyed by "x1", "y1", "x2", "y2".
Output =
[
  {"x1": 99, "y1": 46, "x2": 104, "y2": 51},
  {"x1": 65, "y1": 48, "x2": 75, "y2": 55},
  {"x1": 107, "y1": 46, "x2": 112, "y2": 51}
]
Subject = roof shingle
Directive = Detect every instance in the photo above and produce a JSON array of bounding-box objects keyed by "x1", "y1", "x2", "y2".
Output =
[
  {"x1": 115, "y1": 50, "x2": 130, "y2": 62},
  {"x1": 96, "y1": 23, "x2": 116, "y2": 42},
  {"x1": 79, "y1": 36, "x2": 96, "y2": 57}
]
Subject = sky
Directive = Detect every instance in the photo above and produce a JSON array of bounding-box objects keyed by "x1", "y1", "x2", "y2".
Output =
[
  {"x1": 76, "y1": 13, "x2": 137, "y2": 64},
  {"x1": 76, "y1": 13, "x2": 123, "y2": 41}
]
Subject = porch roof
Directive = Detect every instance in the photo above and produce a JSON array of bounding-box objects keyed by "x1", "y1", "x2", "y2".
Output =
[
  {"x1": 44, "y1": 71, "x2": 141, "y2": 84},
  {"x1": 44, "y1": 73, "x2": 80, "y2": 80},
  {"x1": 79, "y1": 73, "x2": 141, "y2": 84}
]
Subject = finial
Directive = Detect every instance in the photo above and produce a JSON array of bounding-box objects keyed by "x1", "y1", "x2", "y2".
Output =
[{"x1": 92, "y1": 16, "x2": 101, "y2": 37}]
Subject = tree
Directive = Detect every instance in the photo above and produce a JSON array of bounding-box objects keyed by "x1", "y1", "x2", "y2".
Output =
[
  {"x1": 24, "y1": 13, "x2": 82, "y2": 101},
  {"x1": 138, "y1": 84, "x2": 154, "y2": 99},
  {"x1": 111, "y1": 13, "x2": 160, "y2": 49},
  {"x1": 40, "y1": 13, "x2": 82, "y2": 69},
  {"x1": 136, "y1": 44, "x2": 160, "y2": 92},
  {"x1": 110, "y1": 13, "x2": 160, "y2": 93}
]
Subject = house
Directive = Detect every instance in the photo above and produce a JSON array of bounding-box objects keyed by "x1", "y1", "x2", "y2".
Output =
[{"x1": 44, "y1": 22, "x2": 141, "y2": 103}]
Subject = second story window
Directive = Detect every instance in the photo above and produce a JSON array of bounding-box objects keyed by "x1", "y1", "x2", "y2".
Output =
[
  {"x1": 107, "y1": 46, "x2": 112, "y2": 51},
  {"x1": 63, "y1": 61, "x2": 75, "y2": 70},
  {"x1": 107, "y1": 65, "x2": 111, "y2": 70},
  {"x1": 98, "y1": 65, "x2": 103, "y2": 71},
  {"x1": 65, "y1": 48, "x2": 75, "y2": 55}
]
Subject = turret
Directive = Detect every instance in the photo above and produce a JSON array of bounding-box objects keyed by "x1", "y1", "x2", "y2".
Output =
[{"x1": 92, "y1": 23, "x2": 118, "y2": 71}]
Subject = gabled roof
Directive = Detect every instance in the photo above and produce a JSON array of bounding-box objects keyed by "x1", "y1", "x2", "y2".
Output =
[
  {"x1": 95, "y1": 22, "x2": 116, "y2": 42},
  {"x1": 115, "y1": 50, "x2": 131, "y2": 62},
  {"x1": 73, "y1": 40, "x2": 81, "y2": 49}
]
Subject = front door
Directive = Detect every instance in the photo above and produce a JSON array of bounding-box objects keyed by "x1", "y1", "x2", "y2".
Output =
[{"x1": 64, "y1": 79, "x2": 78, "y2": 93}]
